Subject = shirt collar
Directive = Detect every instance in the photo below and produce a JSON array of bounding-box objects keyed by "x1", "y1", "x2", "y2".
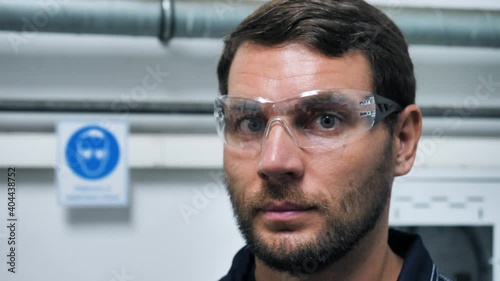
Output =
[
  {"x1": 220, "y1": 245, "x2": 256, "y2": 281},
  {"x1": 389, "y1": 229, "x2": 438, "y2": 281},
  {"x1": 221, "y1": 229, "x2": 439, "y2": 281}
]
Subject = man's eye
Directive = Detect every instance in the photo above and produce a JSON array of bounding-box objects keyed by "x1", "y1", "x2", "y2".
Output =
[
  {"x1": 237, "y1": 117, "x2": 266, "y2": 133},
  {"x1": 311, "y1": 114, "x2": 341, "y2": 130}
]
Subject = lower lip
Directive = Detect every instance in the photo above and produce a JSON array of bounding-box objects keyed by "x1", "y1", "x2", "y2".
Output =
[{"x1": 262, "y1": 210, "x2": 312, "y2": 221}]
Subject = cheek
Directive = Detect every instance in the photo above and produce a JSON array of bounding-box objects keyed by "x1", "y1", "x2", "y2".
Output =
[
  {"x1": 308, "y1": 146, "x2": 359, "y2": 180},
  {"x1": 304, "y1": 144, "x2": 380, "y2": 200},
  {"x1": 223, "y1": 148, "x2": 259, "y2": 195}
]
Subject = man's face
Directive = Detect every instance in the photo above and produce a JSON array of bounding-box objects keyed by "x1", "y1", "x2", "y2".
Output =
[{"x1": 224, "y1": 43, "x2": 394, "y2": 274}]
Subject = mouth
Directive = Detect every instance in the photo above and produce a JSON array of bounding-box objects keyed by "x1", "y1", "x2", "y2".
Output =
[
  {"x1": 262, "y1": 201, "x2": 313, "y2": 212},
  {"x1": 260, "y1": 201, "x2": 315, "y2": 221}
]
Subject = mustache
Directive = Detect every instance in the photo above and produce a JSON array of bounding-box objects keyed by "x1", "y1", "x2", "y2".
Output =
[{"x1": 244, "y1": 180, "x2": 328, "y2": 212}]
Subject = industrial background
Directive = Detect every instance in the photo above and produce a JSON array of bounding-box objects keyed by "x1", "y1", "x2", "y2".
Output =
[{"x1": 0, "y1": 0, "x2": 499, "y2": 280}]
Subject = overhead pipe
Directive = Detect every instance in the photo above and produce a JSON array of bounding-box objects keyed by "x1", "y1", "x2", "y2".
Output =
[
  {"x1": 0, "y1": 0, "x2": 259, "y2": 41},
  {"x1": 0, "y1": 0, "x2": 499, "y2": 48},
  {"x1": 0, "y1": 0, "x2": 163, "y2": 37}
]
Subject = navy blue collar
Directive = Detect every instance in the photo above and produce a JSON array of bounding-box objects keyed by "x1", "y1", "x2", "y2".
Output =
[
  {"x1": 389, "y1": 229, "x2": 437, "y2": 281},
  {"x1": 219, "y1": 229, "x2": 448, "y2": 281}
]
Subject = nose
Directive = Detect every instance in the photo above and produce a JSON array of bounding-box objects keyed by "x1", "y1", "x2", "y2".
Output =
[{"x1": 257, "y1": 120, "x2": 305, "y2": 181}]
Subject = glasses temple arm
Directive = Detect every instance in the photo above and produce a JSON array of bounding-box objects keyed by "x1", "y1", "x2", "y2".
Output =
[{"x1": 373, "y1": 94, "x2": 403, "y2": 124}]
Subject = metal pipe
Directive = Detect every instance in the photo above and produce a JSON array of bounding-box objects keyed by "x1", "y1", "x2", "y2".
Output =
[
  {"x1": 0, "y1": 0, "x2": 499, "y2": 47},
  {"x1": 169, "y1": 0, "x2": 261, "y2": 39},
  {"x1": 2, "y1": 98, "x2": 500, "y2": 119},
  {"x1": 0, "y1": 0, "x2": 163, "y2": 36},
  {"x1": 0, "y1": 99, "x2": 213, "y2": 114},
  {"x1": 382, "y1": 7, "x2": 500, "y2": 48}
]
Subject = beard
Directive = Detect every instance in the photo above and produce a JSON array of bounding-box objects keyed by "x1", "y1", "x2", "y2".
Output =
[{"x1": 225, "y1": 140, "x2": 393, "y2": 276}]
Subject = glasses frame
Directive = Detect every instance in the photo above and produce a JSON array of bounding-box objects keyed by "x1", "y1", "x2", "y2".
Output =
[{"x1": 214, "y1": 89, "x2": 403, "y2": 149}]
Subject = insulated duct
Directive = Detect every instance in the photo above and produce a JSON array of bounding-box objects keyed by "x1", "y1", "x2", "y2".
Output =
[{"x1": 0, "y1": 0, "x2": 499, "y2": 48}]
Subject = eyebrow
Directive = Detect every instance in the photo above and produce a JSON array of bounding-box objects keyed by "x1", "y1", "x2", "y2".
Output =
[
  {"x1": 227, "y1": 99, "x2": 262, "y2": 112},
  {"x1": 295, "y1": 92, "x2": 351, "y2": 108}
]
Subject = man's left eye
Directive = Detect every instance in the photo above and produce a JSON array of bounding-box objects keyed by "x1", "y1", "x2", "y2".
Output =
[{"x1": 311, "y1": 114, "x2": 341, "y2": 130}]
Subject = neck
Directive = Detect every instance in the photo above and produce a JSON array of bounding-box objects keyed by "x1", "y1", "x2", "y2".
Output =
[{"x1": 254, "y1": 208, "x2": 403, "y2": 281}]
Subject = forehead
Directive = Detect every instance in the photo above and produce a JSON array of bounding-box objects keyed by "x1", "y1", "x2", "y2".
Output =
[{"x1": 228, "y1": 43, "x2": 373, "y2": 101}]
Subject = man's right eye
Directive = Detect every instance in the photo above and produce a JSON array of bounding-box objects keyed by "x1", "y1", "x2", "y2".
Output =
[{"x1": 235, "y1": 117, "x2": 266, "y2": 134}]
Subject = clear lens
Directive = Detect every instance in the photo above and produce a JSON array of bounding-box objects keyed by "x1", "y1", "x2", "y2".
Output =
[{"x1": 214, "y1": 89, "x2": 391, "y2": 149}]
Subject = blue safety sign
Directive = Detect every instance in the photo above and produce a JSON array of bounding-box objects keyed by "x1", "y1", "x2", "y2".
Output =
[
  {"x1": 57, "y1": 120, "x2": 128, "y2": 207},
  {"x1": 65, "y1": 126, "x2": 120, "y2": 180}
]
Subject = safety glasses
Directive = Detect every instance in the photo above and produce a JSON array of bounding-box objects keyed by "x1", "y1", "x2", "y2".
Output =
[{"x1": 214, "y1": 89, "x2": 401, "y2": 150}]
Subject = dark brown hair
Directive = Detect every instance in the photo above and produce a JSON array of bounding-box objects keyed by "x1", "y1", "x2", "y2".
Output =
[{"x1": 217, "y1": 0, "x2": 415, "y2": 126}]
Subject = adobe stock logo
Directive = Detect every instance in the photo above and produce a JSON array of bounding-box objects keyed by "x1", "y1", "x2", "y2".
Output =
[
  {"x1": 7, "y1": 0, "x2": 71, "y2": 53},
  {"x1": 110, "y1": 268, "x2": 134, "y2": 281},
  {"x1": 178, "y1": 171, "x2": 226, "y2": 224}
]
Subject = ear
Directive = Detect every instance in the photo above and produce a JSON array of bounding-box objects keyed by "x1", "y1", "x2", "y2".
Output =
[{"x1": 392, "y1": 104, "x2": 422, "y2": 176}]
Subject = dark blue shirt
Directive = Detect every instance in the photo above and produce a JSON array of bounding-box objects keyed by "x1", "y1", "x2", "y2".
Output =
[{"x1": 220, "y1": 229, "x2": 453, "y2": 281}]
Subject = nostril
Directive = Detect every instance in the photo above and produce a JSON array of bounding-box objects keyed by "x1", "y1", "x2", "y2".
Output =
[
  {"x1": 258, "y1": 170, "x2": 301, "y2": 181},
  {"x1": 280, "y1": 171, "x2": 301, "y2": 181},
  {"x1": 258, "y1": 171, "x2": 270, "y2": 181}
]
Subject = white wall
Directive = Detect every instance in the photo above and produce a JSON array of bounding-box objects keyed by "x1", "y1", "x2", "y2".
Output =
[{"x1": 0, "y1": 168, "x2": 244, "y2": 281}]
